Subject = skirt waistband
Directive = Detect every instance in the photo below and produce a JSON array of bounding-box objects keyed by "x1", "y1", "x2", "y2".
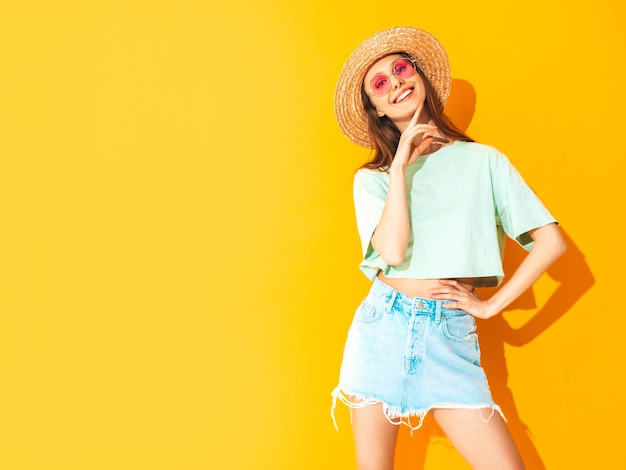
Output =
[{"x1": 371, "y1": 277, "x2": 467, "y2": 316}]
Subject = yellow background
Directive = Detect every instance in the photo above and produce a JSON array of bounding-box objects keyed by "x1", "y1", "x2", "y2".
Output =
[{"x1": 0, "y1": 1, "x2": 624, "y2": 468}]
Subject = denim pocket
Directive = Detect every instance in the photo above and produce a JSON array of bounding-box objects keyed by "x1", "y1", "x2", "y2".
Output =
[
  {"x1": 442, "y1": 314, "x2": 480, "y2": 365},
  {"x1": 442, "y1": 314, "x2": 477, "y2": 343},
  {"x1": 354, "y1": 299, "x2": 383, "y2": 323}
]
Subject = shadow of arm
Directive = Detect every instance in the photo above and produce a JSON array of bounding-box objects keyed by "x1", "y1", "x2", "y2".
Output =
[{"x1": 506, "y1": 231, "x2": 595, "y2": 346}]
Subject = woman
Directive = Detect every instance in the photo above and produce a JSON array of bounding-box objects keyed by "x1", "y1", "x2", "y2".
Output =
[{"x1": 331, "y1": 27, "x2": 566, "y2": 469}]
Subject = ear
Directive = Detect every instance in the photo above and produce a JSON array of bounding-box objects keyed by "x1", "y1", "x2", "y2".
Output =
[{"x1": 376, "y1": 108, "x2": 385, "y2": 118}]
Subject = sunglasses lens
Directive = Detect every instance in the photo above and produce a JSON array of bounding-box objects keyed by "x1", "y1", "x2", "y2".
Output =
[
  {"x1": 370, "y1": 75, "x2": 390, "y2": 96},
  {"x1": 394, "y1": 59, "x2": 415, "y2": 78}
]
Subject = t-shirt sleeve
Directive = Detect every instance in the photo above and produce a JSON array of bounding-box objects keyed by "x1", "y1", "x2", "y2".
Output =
[
  {"x1": 353, "y1": 169, "x2": 388, "y2": 260},
  {"x1": 490, "y1": 151, "x2": 558, "y2": 251}
]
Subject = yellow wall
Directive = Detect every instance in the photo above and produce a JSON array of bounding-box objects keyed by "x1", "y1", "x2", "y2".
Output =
[{"x1": 0, "y1": 1, "x2": 624, "y2": 468}]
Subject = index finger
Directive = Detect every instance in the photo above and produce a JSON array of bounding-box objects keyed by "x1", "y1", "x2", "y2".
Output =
[{"x1": 409, "y1": 103, "x2": 424, "y2": 126}]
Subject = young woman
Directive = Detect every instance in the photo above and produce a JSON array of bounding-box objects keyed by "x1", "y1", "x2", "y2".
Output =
[{"x1": 331, "y1": 27, "x2": 566, "y2": 469}]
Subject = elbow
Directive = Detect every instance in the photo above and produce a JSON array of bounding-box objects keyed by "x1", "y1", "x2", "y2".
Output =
[
  {"x1": 371, "y1": 233, "x2": 408, "y2": 266},
  {"x1": 379, "y1": 250, "x2": 406, "y2": 266}
]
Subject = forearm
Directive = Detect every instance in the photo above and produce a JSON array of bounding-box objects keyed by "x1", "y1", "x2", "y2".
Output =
[
  {"x1": 371, "y1": 166, "x2": 410, "y2": 266},
  {"x1": 486, "y1": 223, "x2": 567, "y2": 316}
]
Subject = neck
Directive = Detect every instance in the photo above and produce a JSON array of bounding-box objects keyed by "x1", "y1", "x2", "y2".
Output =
[
  {"x1": 426, "y1": 118, "x2": 448, "y2": 139},
  {"x1": 422, "y1": 118, "x2": 452, "y2": 154}
]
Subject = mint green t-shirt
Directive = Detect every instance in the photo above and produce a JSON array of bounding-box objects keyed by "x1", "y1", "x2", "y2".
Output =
[{"x1": 353, "y1": 140, "x2": 557, "y2": 287}]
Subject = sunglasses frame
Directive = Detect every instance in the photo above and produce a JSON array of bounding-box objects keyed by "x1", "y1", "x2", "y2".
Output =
[{"x1": 368, "y1": 57, "x2": 418, "y2": 97}]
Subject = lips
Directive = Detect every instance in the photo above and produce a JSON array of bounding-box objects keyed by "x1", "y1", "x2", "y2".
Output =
[{"x1": 394, "y1": 87, "x2": 414, "y2": 103}]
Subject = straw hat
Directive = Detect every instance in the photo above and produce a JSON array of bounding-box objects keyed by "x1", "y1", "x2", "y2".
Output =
[{"x1": 334, "y1": 26, "x2": 451, "y2": 148}]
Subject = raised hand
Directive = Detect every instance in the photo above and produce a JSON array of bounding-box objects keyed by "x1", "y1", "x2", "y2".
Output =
[{"x1": 391, "y1": 103, "x2": 438, "y2": 170}]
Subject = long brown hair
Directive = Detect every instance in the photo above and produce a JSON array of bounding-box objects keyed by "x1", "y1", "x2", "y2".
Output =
[{"x1": 360, "y1": 53, "x2": 473, "y2": 171}]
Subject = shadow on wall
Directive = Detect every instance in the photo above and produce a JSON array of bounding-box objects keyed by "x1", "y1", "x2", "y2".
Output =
[{"x1": 393, "y1": 79, "x2": 596, "y2": 470}]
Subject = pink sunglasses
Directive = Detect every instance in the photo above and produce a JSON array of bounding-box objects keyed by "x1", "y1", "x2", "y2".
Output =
[{"x1": 368, "y1": 58, "x2": 418, "y2": 97}]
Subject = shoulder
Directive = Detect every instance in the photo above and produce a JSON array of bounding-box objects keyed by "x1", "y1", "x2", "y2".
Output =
[
  {"x1": 451, "y1": 140, "x2": 505, "y2": 159},
  {"x1": 354, "y1": 167, "x2": 389, "y2": 186},
  {"x1": 449, "y1": 141, "x2": 514, "y2": 173},
  {"x1": 353, "y1": 167, "x2": 389, "y2": 199}
]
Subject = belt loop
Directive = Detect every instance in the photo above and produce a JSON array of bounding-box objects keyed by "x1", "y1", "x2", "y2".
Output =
[
  {"x1": 387, "y1": 290, "x2": 397, "y2": 314},
  {"x1": 434, "y1": 301, "x2": 442, "y2": 324}
]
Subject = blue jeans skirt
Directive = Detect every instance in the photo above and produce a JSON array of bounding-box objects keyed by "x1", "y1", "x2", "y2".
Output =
[{"x1": 331, "y1": 278, "x2": 504, "y2": 430}]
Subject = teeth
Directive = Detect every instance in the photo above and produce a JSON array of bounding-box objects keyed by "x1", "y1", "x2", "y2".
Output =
[{"x1": 396, "y1": 89, "x2": 412, "y2": 102}]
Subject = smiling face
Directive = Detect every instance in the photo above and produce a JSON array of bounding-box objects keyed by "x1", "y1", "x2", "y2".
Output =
[{"x1": 363, "y1": 53, "x2": 429, "y2": 129}]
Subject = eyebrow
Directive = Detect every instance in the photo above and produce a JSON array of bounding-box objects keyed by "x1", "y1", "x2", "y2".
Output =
[
  {"x1": 367, "y1": 65, "x2": 393, "y2": 79},
  {"x1": 367, "y1": 58, "x2": 402, "y2": 77}
]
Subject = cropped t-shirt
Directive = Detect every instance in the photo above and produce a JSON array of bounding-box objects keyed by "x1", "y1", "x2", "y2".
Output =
[{"x1": 353, "y1": 140, "x2": 557, "y2": 287}]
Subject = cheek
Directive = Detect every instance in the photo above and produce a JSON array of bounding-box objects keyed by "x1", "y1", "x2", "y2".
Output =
[{"x1": 414, "y1": 79, "x2": 427, "y2": 99}]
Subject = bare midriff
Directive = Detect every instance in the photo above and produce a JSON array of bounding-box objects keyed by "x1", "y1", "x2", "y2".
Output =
[{"x1": 377, "y1": 272, "x2": 476, "y2": 299}]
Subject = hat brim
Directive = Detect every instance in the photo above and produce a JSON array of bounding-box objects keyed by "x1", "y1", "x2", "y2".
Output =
[{"x1": 334, "y1": 27, "x2": 451, "y2": 148}]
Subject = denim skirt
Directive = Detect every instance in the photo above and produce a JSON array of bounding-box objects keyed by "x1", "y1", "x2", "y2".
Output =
[{"x1": 332, "y1": 278, "x2": 503, "y2": 430}]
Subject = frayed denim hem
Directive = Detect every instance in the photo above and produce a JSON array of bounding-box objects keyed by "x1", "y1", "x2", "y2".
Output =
[{"x1": 331, "y1": 387, "x2": 506, "y2": 433}]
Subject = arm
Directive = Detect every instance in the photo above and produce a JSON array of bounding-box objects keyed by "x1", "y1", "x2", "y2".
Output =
[
  {"x1": 370, "y1": 165, "x2": 411, "y2": 266},
  {"x1": 371, "y1": 104, "x2": 436, "y2": 265},
  {"x1": 483, "y1": 223, "x2": 567, "y2": 316},
  {"x1": 431, "y1": 223, "x2": 567, "y2": 319}
]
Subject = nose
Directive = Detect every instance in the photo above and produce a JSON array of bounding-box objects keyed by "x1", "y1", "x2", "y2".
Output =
[{"x1": 390, "y1": 75, "x2": 404, "y2": 89}]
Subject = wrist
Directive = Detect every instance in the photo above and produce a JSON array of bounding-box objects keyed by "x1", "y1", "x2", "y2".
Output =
[
  {"x1": 483, "y1": 298, "x2": 503, "y2": 319},
  {"x1": 388, "y1": 163, "x2": 406, "y2": 175}
]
